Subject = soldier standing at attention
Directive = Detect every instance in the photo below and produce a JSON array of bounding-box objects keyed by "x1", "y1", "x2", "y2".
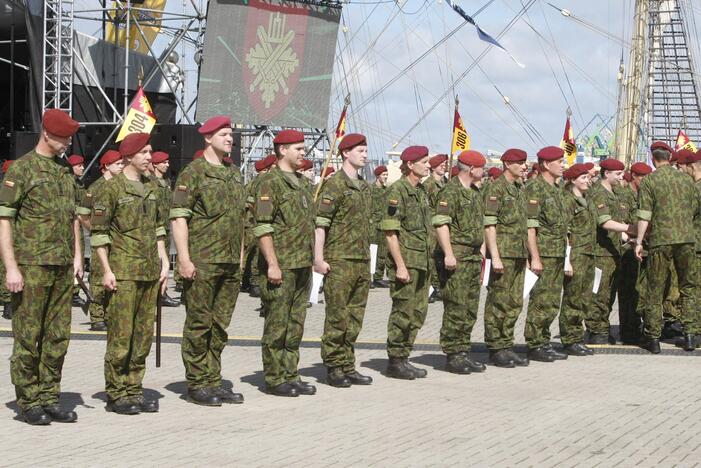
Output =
[
  {"x1": 523, "y1": 147, "x2": 569, "y2": 362},
  {"x1": 432, "y1": 150, "x2": 488, "y2": 374},
  {"x1": 683, "y1": 152, "x2": 701, "y2": 349},
  {"x1": 253, "y1": 130, "x2": 316, "y2": 397},
  {"x1": 423, "y1": 154, "x2": 448, "y2": 304},
  {"x1": 585, "y1": 158, "x2": 635, "y2": 344},
  {"x1": 171, "y1": 116, "x2": 247, "y2": 406},
  {"x1": 482, "y1": 149, "x2": 530, "y2": 368},
  {"x1": 77, "y1": 150, "x2": 124, "y2": 331},
  {"x1": 381, "y1": 146, "x2": 432, "y2": 380},
  {"x1": 92, "y1": 133, "x2": 169, "y2": 415},
  {"x1": 559, "y1": 164, "x2": 596, "y2": 356},
  {"x1": 0, "y1": 109, "x2": 82, "y2": 425},
  {"x1": 371, "y1": 165, "x2": 390, "y2": 288},
  {"x1": 314, "y1": 133, "x2": 374, "y2": 387},
  {"x1": 150, "y1": 151, "x2": 179, "y2": 308},
  {"x1": 1, "y1": 160, "x2": 15, "y2": 320},
  {"x1": 634, "y1": 141, "x2": 700, "y2": 353}
]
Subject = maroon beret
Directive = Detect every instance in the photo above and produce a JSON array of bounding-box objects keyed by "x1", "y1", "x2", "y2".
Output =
[
  {"x1": 119, "y1": 132, "x2": 150, "y2": 156},
  {"x1": 255, "y1": 154, "x2": 277, "y2": 172},
  {"x1": 501, "y1": 148, "x2": 528, "y2": 162},
  {"x1": 600, "y1": 158, "x2": 625, "y2": 171},
  {"x1": 563, "y1": 163, "x2": 588, "y2": 180},
  {"x1": 676, "y1": 148, "x2": 695, "y2": 165},
  {"x1": 374, "y1": 165, "x2": 388, "y2": 177},
  {"x1": 299, "y1": 159, "x2": 313, "y2": 171},
  {"x1": 694, "y1": 151, "x2": 701, "y2": 164},
  {"x1": 584, "y1": 162, "x2": 595, "y2": 170},
  {"x1": 650, "y1": 141, "x2": 673, "y2": 153},
  {"x1": 67, "y1": 154, "x2": 84, "y2": 166},
  {"x1": 274, "y1": 130, "x2": 305, "y2": 145},
  {"x1": 2, "y1": 160, "x2": 14, "y2": 173},
  {"x1": 623, "y1": 171, "x2": 632, "y2": 182},
  {"x1": 400, "y1": 145, "x2": 429, "y2": 162},
  {"x1": 428, "y1": 154, "x2": 448, "y2": 168},
  {"x1": 537, "y1": 146, "x2": 565, "y2": 161},
  {"x1": 42, "y1": 109, "x2": 80, "y2": 137},
  {"x1": 321, "y1": 166, "x2": 335, "y2": 177},
  {"x1": 151, "y1": 151, "x2": 169, "y2": 164},
  {"x1": 198, "y1": 115, "x2": 231, "y2": 135},
  {"x1": 450, "y1": 166, "x2": 459, "y2": 177},
  {"x1": 193, "y1": 150, "x2": 204, "y2": 160},
  {"x1": 338, "y1": 133, "x2": 367, "y2": 152},
  {"x1": 457, "y1": 150, "x2": 486, "y2": 168},
  {"x1": 630, "y1": 162, "x2": 653, "y2": 175},
  {"x1": 670, "y1": 151, "x2": 679, "y2": 163},
  {"x1": 487, "y1": 167, "x2": 503, "y2": 179},
  {"x1": 99, "y1": 150, "x2": 122, "y2": 168}
]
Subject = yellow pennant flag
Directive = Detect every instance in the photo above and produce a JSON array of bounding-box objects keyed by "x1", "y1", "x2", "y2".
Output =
[
  {"x1": 560, "y1": 116, "x2": 577, "y2": 166},
  {"x1": 116, "y1": 87, "x2": 156, "y2": 142},
  {"x1": 675, "y1": 129, "x2": 697, "y2": 152},
  {"x1": 451, "y1": 108, "x2": 470, "y2": 154},
  {"x1": 105, "y1": 0, "x2": 167, "y2": 54}
]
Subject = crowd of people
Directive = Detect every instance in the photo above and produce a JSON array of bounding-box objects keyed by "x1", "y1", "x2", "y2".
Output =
[{"x1": 1, "y1": 108, "x2": 698, "y2": 426}]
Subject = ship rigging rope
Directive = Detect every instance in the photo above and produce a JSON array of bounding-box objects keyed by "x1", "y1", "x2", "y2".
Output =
[{"x1": 392, "y1": 0, "x2": 537, "y2": 147}]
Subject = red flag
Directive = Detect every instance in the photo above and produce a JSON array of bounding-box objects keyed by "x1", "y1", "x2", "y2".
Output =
[{"x1": 335, "y1": 107, "x2": 347, "y2": 141}]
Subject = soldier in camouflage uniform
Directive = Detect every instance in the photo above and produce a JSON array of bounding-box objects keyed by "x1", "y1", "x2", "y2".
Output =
[
  {"x1": 424, "y1": 154, "x2": 448, "y2": 303},
  {"x1": 91, "y1": 133, "x2": 169, "y2": 415},
  {"x1": 381, "y1": 146, "x2": 432, "y2": 380},
  {"x1": 585, "y1": 158, "x2": 635, "y2": 344},
  {"x1": 77, "y1": 150, "x2": 124, "y2": 331},
  {"x1": 67, "y1": 155, "x2": 88, "y2": 309},
  {"x1": 523, "y1": 147, "x2": 569, "y2": 362},
  {"x1": 1, "y1": 160, "x2": 14, "y2": 320},
  {"x1": 686, "y1": 153, "x2": 701, "y2": 348},
  {"x1": 371, "y1": 165, "x2": 389, "y2": 287},
  {"x1": 314, "y1": 133, "x2": 374, "y2": 387},
  {"x1": 0, "y1": 109, "x2": 82, "y2": 425},
  {"x1": 635, "y1": 141, "x2": 701, "y2": 353},
  {"x1": 253, "y1": 130, "x2": 316, "y2": 397},
  {"x1": 432, "y1": 150, "x2": 488, "y2": 374},
  {"x1": 482, "y1": 149, "x2": 531, "y2": 368},
  {"x1": 560, "y1": 164, "x2": 596, "y2": 356},
  {"x1": 170, "y1": 116, "x2": 246, "y2": 406}
]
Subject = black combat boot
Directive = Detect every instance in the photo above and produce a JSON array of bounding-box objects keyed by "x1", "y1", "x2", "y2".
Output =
[
  {"x1": 159, "y1": 293, "x2": 180, "y2": 307},
  {"x1": 428, "y1": 288, "x2": 442, "y2": 304},
  {"x1": 386, "y1": 357, "x2": 415, "y2": 380},
  {"x1": 43, "y1": 404, "x2": 77, "y2": 422},
  {"x1": 2, "y1": 302, "x2": 13, "y2": 320},
  {"x1": 640, "y1": 337, "x2": 661, "y2": 354},
  {"x1": 23, "y1": 407, "x2": 51, "y2": 425},
  {"x1": 675, "y1": 333, "x2": 697, "y2": 352},
  {"x1": 130, "y1": 395, "x2": 159, "y2": 412},
  {"x1": 445, "y1": 353, "x2": 471, "y2": 375},
  {"x1": 90, "y1": 321, "x2": 107, "y2": 332},
  {"x1": 267, "y1": 383, "x2": 299, "y2": 397},
  {"x1": 210, "y1": 386, "x2": 244, "y2": 404},
  {"x1": 187, "y1": 388, "x2": 222, "y2": 406},
  {"x1": 489, "y1": 349, "x2": 515, "y2": 368},
  {"x1": 72, "y1": 293, "x2": 86, "y2": 308},
  {"x1": 543, "y1": 344, "x2": 568, "y2": 360},
  {"x1": 291, "y1": 380, "x2": 316, "y2": 395},
  {"x1": 404, "y1": 360, "x2": 428, "y2": 378},
  {"x1": 458, "y1": 352, "x2": 486, "y2": 372},
  {"x1": 106, "y1": 398, "x2": 140, "y2": 415},
  {"x1": 345, "y1": 370, "x2": 372, "y2": 385},
  {"x1": 248, "y1": 285, "x2": 261, "y2": 298},
  {"x1": 528, "y1": 347, "x2": 555, "y2": 362},
  {"x1": 327, "y1": 368, "x2": 352, "y2": 388},
  {"x1": 506, "y1": 349, "x2": 530, "y2": 366},
  {"x1": 563, "y1": 343, "x2": 589, "y2": 356}
]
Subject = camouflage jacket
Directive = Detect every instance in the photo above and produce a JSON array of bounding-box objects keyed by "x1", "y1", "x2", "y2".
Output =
[
  {"x1": 525, "y1": 175, "x2": 567, "y2": 258},
  {"x1": 154, "y1": 176, "x2": 172, "y2": 233},
  {"x1": 482, "y1": 175, "x2": 532, "y2": 259},
  {"x1": 614, "y1": 185, "x2": 638, "y2": 224},
  {"x1": 73, "y1": 176, "x2": 86, "y2": 209},
  {"x1": 90, "y1": 172, "x2": 165, "y2": 280},
  {"x1": 316, "y1": 170, "x2": 372, "y2": 261},
  {"x1": 562, "y1": 189, "x2": 596, "y2": 254},
  {"x1": 422, "y1": 175, "x2": 446, "y2": 209},
  {"x1": 0, "y1": 151, "x2": 76, "y2": 265},
  {"x1": 380, "y1": 176, "x2": 432, "y2": 270},
  {"x1": 637, "y1": 164, "x2": 698, "y2": 248},
  {"x1": 77, "y1": 175, "x2": 107, "y2": 217},
  {"x1": 370, "y1": 183, "x2": 387, "y2": 230},
  {"x1": 588, "y1": 181, "x2": 627, "y2": 257},
  {"x1": 432, "y1": 176, "x2": 484, "y2": 261},
  {"x1": 695, "y1": 180, "x2": 701, "y2": 252},
  {"x1": 253, "y1": 167, "x2": 314, "y2": 270},
  {"x1": 170, "y1": 158, "x2": 246, "y2": 264}
]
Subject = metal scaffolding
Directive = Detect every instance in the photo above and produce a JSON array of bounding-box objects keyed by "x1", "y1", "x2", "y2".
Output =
[{"x1": 42, "y1": 0, "x2": 75, "y2": 114}]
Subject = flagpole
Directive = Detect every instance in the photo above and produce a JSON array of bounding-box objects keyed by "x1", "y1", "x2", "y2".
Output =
[
  {"x1": 314, "y1": 93, "x2": 350, "y2": 202},
  {"x1": 447, "y1": 95, "x2": 458, "y2": 178}
]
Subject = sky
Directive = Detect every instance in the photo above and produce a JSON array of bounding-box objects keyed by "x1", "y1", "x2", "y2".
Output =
[{"x1": 72, "y1": 0, "x2": 701, "y2": 161}]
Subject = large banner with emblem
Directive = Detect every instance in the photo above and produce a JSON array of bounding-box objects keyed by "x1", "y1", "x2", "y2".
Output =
[{"x1": 196, "y1": 0, "x2": 341, "y2": 128}]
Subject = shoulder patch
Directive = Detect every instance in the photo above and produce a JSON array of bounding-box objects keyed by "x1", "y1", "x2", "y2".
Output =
[
  {"x1": 0, "y1": 179, "x2": 17, "y2": 203},
  {"x1": 436, "y1": 199, "x2": 449, "y2": 216},
  {"x1": 389, "y1": 199, "x2": 399, "y2": 206},
  {"x1": 172, "y1": 185, "x2": 189, "y2": 205},
  {"x1": 4, "y1": 180, "x2": 14, "y2": 188},
  {"x1": 529, "y1": 199, "x2": 538, "y2": 205}
]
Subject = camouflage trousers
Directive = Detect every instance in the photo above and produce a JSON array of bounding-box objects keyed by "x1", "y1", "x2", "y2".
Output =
[
  {"x1": 430, "y1": 247, "x2": 446, "y2": 290},
  {"x1": 181, "y1": 263, "x2": 240, "y2": 390},
  {"x1": 372, "y1": 230, "x2": 388, "y2": 282},
  {"x1": 586, "y1": 255, "x2": 620, "y2": 335},
  {"x1": 618, "y1": 249, "x2": 642, "y2": 341},
  {"x1": 242, "y1": 243, "x2": 260, "y2": 289},
  {"x1": 104, "y1": 279, "x2": 158, "y2": 401},
  {"x1": 88, "y1": 247, "x2": 106, "y2": 324},
  {"x1": 636, "y1": 256, "x2": 650, "y2": 325},
  {"x1": 525, "y1": 257, "x2": 565, "y2": 349},
  {"x1": 663, "y1": 263, "x2": 682, "y2": 323},
  {"x1": 260, "y1": 267, "x2": 311, "y2": 388},
  {"x1": 560, "y1": 252, "x2": 594, "y2": 346},
  {"x1": 321, "y1": 259, "x2": 370, "y2": 372},
  {"x1": 10, "y1": 264, "x2": 72, "y2": 411},
  {"x1": 644, "y1": 243, "x2": 700, "y2": 339},
  {"x1": 0, "y1": 260, "x2": 10, "y2": 304},
  {"x1": 386, "y1": 267, "x2": 429, "y2": 358},
  {"x1": 484, "y1": 258, "x2": 526, "y2": 350},
  {"x1": 440, "y1": 259, "x2": 481, "y2": 354}
]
